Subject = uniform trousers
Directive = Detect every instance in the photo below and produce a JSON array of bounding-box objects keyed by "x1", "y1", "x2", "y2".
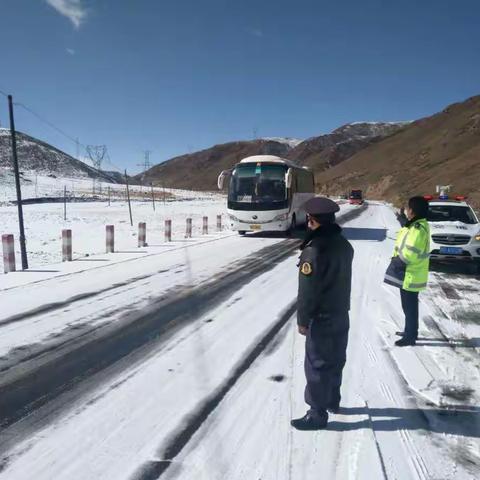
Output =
[
  {"x1": 304, "y1": 312, "x2": 349, "y2": 419},
  {"x1": 400, "y1": 289, "x2": 419, "y2": 340}
]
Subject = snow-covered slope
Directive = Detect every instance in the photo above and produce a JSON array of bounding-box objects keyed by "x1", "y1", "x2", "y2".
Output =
[
  {"x1": 261, "y1": 137, "x2": 303, "y2": 148},
  {"x1": 289, "y1": 121, "x2": 407, "y2": 171},
  {"x1": 0, "y1": 128, "x2": 120, "y2": 183},
  {"x1": 331, "y1": 121, "x2": 409, "y2": 138}
]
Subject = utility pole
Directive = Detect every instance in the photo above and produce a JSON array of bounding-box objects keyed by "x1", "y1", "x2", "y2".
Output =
[
  {"x1": 64, "y1": 185, "x2": 67, "y2": 221},
  {"x1": 125, "y1": 169, "x2": 133, "y2": 226},
  {"x1": 151, "y1": 183, "x2": 156, "y2": 211},
  {"x1": 8, "y1": 95, "x2": 28, "y2": 270}
]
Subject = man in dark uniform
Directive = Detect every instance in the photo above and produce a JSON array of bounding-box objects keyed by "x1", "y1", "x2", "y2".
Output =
[{"x1": 291, "y1": 197, "x2": 354, "y2": 431}]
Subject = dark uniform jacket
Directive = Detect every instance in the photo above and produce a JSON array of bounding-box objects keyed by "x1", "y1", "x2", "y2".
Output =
[{"x1": 297, "y1": 224, "x2": 354, "y2": 328}]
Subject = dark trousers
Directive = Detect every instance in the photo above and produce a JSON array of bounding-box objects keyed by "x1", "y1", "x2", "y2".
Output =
[
  {"x1": 400, "y1": 289, "x2": 419, "y2": 340},
  {"x1": 304, "y1": 313, "x2": 349, "y2": 418}
]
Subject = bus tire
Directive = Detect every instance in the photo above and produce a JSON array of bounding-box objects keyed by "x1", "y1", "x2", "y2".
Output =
[
  {"x1": 238, "y1": 230, "x2": 246, "y2": 235},
  {"x1": 287, "y1": 215, "x2": 296, "y2": 237},
  {"x1": 303, "y1": 215, "x2": 308, "y2": 230}
]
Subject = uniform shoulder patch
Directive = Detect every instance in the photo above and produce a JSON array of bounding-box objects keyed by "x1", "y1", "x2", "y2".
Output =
[{"x1": 300, "y1": 262, "x2": 313, "y2": 275}]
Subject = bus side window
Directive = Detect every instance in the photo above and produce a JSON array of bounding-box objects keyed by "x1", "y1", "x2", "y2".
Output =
[{"x1": 297, "y1": 169, "x2": 313, "y2": 193}]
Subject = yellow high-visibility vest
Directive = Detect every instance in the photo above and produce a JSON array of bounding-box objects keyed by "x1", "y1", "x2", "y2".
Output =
[{"x1": 386, "y1": 218, "x2": 430, "y2": 292}]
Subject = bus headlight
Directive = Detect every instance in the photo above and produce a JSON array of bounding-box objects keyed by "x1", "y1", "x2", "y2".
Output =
[
  {"x1": 273, "y1": 213, "x2": 289, "y2": 221},
  {"x1": 228, "y1": 214, "x2": 239, "y2": 222}
]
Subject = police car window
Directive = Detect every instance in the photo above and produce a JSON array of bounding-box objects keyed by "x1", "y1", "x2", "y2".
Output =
[{"x1": 427, "y1": 206, "x2": 477, "y2": 224}]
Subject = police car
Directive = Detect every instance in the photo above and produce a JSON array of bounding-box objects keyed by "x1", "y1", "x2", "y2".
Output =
[{"x1": 425, "y1": 194, "x2": 480, "y2": 273}]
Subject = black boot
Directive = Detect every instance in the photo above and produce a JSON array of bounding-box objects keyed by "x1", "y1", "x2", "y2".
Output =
[
  {"x1": 291, "y1": 412, "x2": 328, "y2": 431},
  {"x1": 395, "y1": 337, "x2": 416, "y2": 347},
  {"x1": 327, "y1": 404, "x2": 340, "y2": 414}
]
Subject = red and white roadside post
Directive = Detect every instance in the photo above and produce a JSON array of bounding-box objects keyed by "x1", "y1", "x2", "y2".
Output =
[
  {"x1": 62, "y1": 229, "x2": 72, "y2": 262},
  {"x1": 216, "y1": 214, "x2": 222, "y2": 232},
  {"x1": 138, "y1": 222, "x2": 147, "y2": 247},
  {"x1": 106, "y1": 225, "x2": 115, "y2": 253},
  {"x1": 202, "y1": 216, "x2": 208, "y2": 235},
  {"x1": 185, "y1": 218, "x2": 192, "y2": 238},
  {"x1": 165, "y1": 219, "x2": 172, "y2": 242},
  {"x1": 2, "y1": 234, "x2": 16, "y2": 273}
]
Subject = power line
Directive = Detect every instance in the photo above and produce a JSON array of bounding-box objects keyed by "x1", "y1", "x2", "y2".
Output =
[
  {"x1": 15, "y1": 102, "x2": 84, "y2": 147},
  {"x1": 87, "y1": 145, "x2": 107, "y2": 194},
  {"x1": 137, "y1": 150, "x2": 152, "y2": 173},
  {"x1": 0, "y1": 89, "x2": 128, "y2": 178},
  {"x1": 0, "y1": 87, "x2": 87, "y2": 150}
]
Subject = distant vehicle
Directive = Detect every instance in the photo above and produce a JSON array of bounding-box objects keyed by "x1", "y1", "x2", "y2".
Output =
[
  {"x1": 349, "y1": 189, "x2": 364, "y2": 205},
  {"x1": 217, "y1": 155, "x2": 315, "y2": 234},
  {"x1": 425, "y1": 194, "x2": 480, "y2": 273},
  {"x1": 339, "y1": 194, "x2": 348, "y2": 200}
]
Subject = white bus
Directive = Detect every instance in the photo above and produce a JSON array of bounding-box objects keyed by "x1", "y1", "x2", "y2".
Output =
[{"x1": 217, "y1": 155, "x2": 315, "y2": 234}]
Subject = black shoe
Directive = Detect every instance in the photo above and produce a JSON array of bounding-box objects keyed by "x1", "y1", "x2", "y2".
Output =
[
  {"x1": 395, "y1": 337, "x2": 416, "y2": 347},
  {"x1": 327, "y1": 405, "x2": 340, "y2": 414},
  {"x1": 291, "y1": 412, "x2": 327, "y2": 431}
]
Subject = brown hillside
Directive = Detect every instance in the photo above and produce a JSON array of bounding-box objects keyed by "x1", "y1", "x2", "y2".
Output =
[
  {"x1": 314, "y1": 95, "x2": 480, "y2": 209},
  {"x1": 136, "y1": 139, "x2": 291, "y2": 191},
  {"x1": 136, "y1": 123, "x2": 403, "y2": 191},
  {"x1": 289, "y1": 122, "x2": 405, "y2": 170}
]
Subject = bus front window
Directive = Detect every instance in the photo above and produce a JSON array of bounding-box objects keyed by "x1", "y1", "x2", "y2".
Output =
[{"x1": 229, "y1": 164, "x2": 287, "y2": 204}]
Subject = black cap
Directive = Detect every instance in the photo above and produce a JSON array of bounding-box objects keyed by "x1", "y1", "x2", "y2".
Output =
[{"x1": 303, "y1": 197, "x2": 340, "y2": 215}]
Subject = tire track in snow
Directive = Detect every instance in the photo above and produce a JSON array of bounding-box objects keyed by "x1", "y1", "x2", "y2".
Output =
[
  {"x1": 0, "y1": 239, "x2": 300, "y2": 432},
  {"x1": 363, "y1": 401, "x2": 389, "y2": 480},
  {"x1": 399, "y1": 428, "x2": 430, "y2": 480},
  {"x1": 0, "y1": 203, "x2": 369, "y2": 458},
  {"x1": 0, "y1": 234, "x2": 237, "y2": 294},
  {"x1": 132, "y1": 302, "x2": 298, "y2": 480},
  {"x1": 0, "y1": 267, "x2": 177, "y2": 328}
]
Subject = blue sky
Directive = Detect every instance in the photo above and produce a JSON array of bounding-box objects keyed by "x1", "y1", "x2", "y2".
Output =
[{"x1": 0, "y1": 0, "x2": 479, "y2": 173}]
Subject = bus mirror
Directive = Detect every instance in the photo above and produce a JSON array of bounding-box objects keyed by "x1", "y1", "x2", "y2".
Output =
[
  {"x1": 286, "y1": 168, "x2": 293, "y2": 188},
  {"x1": 217, "y1": 170, "x2": 231, "y2": 190}
]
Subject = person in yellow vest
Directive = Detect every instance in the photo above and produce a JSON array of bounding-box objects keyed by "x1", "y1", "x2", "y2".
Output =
[{"x1": 384, "y1": 196, "x2": 430, "y2": 346}]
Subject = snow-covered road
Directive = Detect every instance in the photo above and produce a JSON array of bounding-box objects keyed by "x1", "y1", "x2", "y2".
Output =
[{"x1": 0, "y1": 203, "x2": 478, "y2": 479}]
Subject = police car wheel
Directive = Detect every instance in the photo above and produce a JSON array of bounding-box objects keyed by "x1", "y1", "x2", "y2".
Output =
[{"x1": 474, "y1": 259, "x2": 480, "y2": 275}]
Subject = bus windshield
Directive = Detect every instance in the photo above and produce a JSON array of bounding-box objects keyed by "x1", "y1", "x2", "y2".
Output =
[{"x1": 228, "y1": 164, "x2": 287, "y2": 204}]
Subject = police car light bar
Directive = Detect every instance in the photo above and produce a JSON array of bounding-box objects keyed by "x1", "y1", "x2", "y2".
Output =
[{"x1": 424, "y1": 194, "x2": 467, "y2": 202}]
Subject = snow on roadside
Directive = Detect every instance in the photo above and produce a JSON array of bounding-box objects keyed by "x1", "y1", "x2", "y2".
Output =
[
  {"x1": 0, "y1": 197, "x2": 226, "y2": 271},
  {"x1": 0, "y1": 256, "x2": 300, "y2": 480},
  {"x1": 0, "y1": 203, "x2": 478, "y2": 479}
]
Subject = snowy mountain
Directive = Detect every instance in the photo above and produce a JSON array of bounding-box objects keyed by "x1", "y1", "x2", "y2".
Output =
[
  {"x1": 136, "y1": 123, "x2": 405, "y2": 191},
  {"x1": 314, "y1": 95, "x2": 480, "y2": 208},
  {"x1": 288, "y1": 121, "x2": 407, "y2": 170},
  {"x1": 0, "y1": 129, "x2": 122, "y2": 183},
  {"x1": 135, "y1": 139, "x2": 294, "y2": 191},
  {"x1": 261, "y1": 137, "x2": 303, "y2": 148}
]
